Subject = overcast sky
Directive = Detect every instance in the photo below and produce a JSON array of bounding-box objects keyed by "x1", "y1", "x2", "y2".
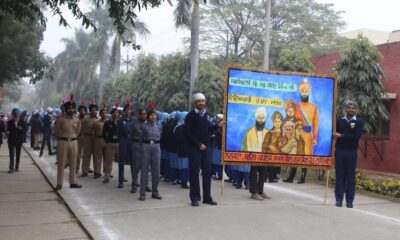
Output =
[{"x1": 40, "y1": 0, "x2": 400, "y2": 58}]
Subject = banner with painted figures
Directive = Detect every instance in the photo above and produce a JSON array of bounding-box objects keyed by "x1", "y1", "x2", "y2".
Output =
[{"x1": 222, "y1": 66, "x2": 337, "y2": 168}]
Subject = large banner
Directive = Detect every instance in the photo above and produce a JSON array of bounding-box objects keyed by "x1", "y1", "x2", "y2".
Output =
[{"x1": 222, "y1": 65, "x2": 337, "y2": 168}]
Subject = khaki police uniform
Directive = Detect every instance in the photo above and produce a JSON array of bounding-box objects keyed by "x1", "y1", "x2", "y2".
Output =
[
  {"x1": 55, "y1": 115, "x2": 80, "y2": 186},
  {"x1": 75, "y1": 116, "x2": 85, "y2": 173},
  {"x1": 81, "y1": 116, "x2": 99, "y2": 174},
  {"x1": 93, "y1": 119, "x2": 106, "y2": 175}
]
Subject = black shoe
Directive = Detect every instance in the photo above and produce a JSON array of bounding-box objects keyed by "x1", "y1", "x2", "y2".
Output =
[
  {"x1": 224, "y1": 179, "x2": 232, "y2": 183},
  {"x1": 118, "y1": 183, "x2": 123, "y2": 188},
  {"x1": 181, "y1": 184, "x2": 189, "y2": 189},
  {"x1": 8, "y1": 170, "x2": 13, "y2": 174},
  {"x1": 130, "y1": 188, "x2": 137, "y2": 193},
  {"x1": 152, "y1": 193, "x2": 162, "y2": 200},
  {"x1": 123, "y1": 178, "x2": 128, "y2": 183},
  {"x1": 269, "y1": 179, "x2": 278, "y2": 183},
  {"x1": 335, "y1": 202, "x2": 343, "y2": 207},
  {"x1": 93, "y1": 174, "x2": 101, "y2": 179},
  {"x1": 64, "y1": 164, "x2": 69, "y2": 169},
  {"x1": 283, "y1": 178, "x2": 293, "y2": 183},
  {"x1": 139, "y1": 195, "x2": 146, "y2": 201},
  {"x1": 15, "y1": 169, "x2": 19, "y2": 172},
  {"x1": 39, "y1": 152, "x2": 43, "y2": 157},
  {"x1": 103, "y1": 179, "x2": 110, "y2": 184},
  {"x1": 164, "y1": 178, "x2": 171, "y2": 183},
  {"x1": 191, "y1": 201, "x2": 199, "y2": 207},
  {"x1": 346, "y1": 203, "x2": 353, "y2": 208},
  {"x1": 297, "y1": 179, "x2": 305, "y2": 184},
  {"x1": 235, "y1": 185, "x2": 242, "y2": 189},
  {"x1": 49, "y1": 152, "x2": 55, "y2": 156},
  {"x1": 203, "y1": 200, "x2": 218, "y2": 205},
  {"x1": 88, "y1": 169, "x2": 94, "y2": 173},
  {"x1": 55, "y1": 185, "x2": 62, "y2": 190},
  {"x1": 146, "y1": 186, "x2": 152, "y2": 192},
  {"x1": 70, "y1": 183, "x2": 82, "y2": 188},
  {"x1": 81, "y1": 173, "x2": 88, "y2": 177}
]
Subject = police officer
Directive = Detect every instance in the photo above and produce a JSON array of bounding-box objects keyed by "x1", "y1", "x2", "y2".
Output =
[
  {"x1": 139, "y1": 109, "x2": 162, "y2": 201},
  {"x1": 333, "y1": 100, "x2": 364, "y2": 208},
  {"x1": 185, "y1": 93, "x2": 218, "y2": 206},
  {"x1": 39, "y1": 107, "x2": 55, "y2": 157},
  {"x1": 117, "y1": 103, "x2": 135, "y2": 188},
  {"x1": 54, "y1": 99, "x2": 82, "y2": 190},
  {"x1": 102, "y1": 107, "x2": 119, "y2": 183},
  {"x1": 81, "y1": 101, "x2": 99, "y2": 176},
  {"x1": 76, "y1": 100, "x2": 87, "y2": 174},
  {"x1": 93, "y1": 108, "x2": 108, "y2": 178}
]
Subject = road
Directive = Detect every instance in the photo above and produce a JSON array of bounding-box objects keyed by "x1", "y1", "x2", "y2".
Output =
[{"x1": 26, "y1": 145, "x2": 400, "y2": 240}]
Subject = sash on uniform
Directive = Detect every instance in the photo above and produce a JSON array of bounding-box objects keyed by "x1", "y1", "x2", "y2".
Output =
[{"x1": 299, "y1": 105, "x2": 312, "y2": 133}]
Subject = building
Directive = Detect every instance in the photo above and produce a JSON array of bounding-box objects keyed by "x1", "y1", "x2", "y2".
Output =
[{"x1": 312, "y1": 40, "x2": 400, "y2": 175}]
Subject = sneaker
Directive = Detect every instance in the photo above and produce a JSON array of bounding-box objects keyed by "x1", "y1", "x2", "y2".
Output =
[
  {"x1": 70, "y1": 183, "x2": 82, "y2": 188},
  {"x1": 250, "y1": 194, "x2": 263, "y2": 200}
]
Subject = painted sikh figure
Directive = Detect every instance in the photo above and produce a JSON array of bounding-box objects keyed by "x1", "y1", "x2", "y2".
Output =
[
  {"x1": 294, "y1": 79, "x2": 319, "y2": 155},
  {"x1": 241, "y1": 107, "x2": 268, "y2": 152}
]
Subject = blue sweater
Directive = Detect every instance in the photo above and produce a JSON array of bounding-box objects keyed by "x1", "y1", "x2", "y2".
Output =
[{"x1": 335, "y1": 116, "x2": 364, "y2": 151}]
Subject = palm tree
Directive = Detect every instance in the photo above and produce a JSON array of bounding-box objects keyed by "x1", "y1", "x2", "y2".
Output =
[{"x1": 174, "y1": 0, "x2": 200, "y2": 109}]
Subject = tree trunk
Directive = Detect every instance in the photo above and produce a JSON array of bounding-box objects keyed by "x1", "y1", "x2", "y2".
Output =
[
  {"x1": 263, "y1": 0, "x2": 271, "y2": 70},
  {"x1": 99, "y1": 43, "x2": 109, "y2": 101},
  {"x1": 112, "y1": 34, "x2": 122, "y2": 80},
  {"x1": 188, "y1": 3, "x2": 200, "y2": 110}
]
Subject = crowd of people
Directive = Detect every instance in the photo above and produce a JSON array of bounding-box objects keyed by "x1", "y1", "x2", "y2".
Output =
[{"x1": 1, "y1": 92, "x2": 363, "y2": 208}]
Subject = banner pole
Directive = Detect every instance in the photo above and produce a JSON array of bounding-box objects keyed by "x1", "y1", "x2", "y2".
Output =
[
  {"x1": 324, "y1": 170, "x2": 330, "y2": 205},
  {"x1": 220, "y1": 163, "x2": 225, "y2": 203}
]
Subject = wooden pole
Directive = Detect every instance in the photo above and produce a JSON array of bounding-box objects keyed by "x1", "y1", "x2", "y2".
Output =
[
  {"x1": 324, "y1": 170, "x2": 330, "y2": 205},
  {"x1": 220, "y1": 163, "x2": 226, "y2": 203}
]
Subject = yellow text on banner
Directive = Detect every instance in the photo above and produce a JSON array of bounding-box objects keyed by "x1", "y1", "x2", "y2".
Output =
[{"x1": 228, "y1": 94, "x2": 284, "y2": 107}]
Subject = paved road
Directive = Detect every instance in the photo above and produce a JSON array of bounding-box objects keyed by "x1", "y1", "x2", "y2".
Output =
[
  {"x1": 0, "y1": 144, "x2": 89, "y2": 240},
  {"x1": 26, "y1": 145, "x2": 400, "y2": 240}
]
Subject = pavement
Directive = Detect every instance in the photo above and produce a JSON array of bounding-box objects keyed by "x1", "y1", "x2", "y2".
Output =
[
  {"x1": 1, "y1": 143, "x2": 400, "y2": 240},
  {"x1": 0, "y1": 143, "x2": 89, "y2": 240}
]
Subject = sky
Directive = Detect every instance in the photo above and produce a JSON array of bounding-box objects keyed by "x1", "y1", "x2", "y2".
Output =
[{"x1": 40, "y1": 0, "x2": 400, "y2": 58}]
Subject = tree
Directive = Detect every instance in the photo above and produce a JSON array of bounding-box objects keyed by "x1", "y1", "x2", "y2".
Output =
[
  {"x1": 274, "y1": 46, "x2": 314, "y2": 72},
  {"x1": 201, "y1": 0, "x2": 261, "y2": 62},
  {"x1": 130, "y1": 54, "x2": 160, "y2": 107},
  {"x1": 201, "y1": 0, "x2": 347, "y2": 66},
  {"x1": 335, "y1": 34, "x2": 388, "y2": 134},
  {"x1": 157, "y1": 52, "x2": 190, "y2": 111},
  {"x1": 174, "y1": 0, "x2": 201, "y2": 109},
  {"x1": 195, "y1": 59, "x2": 225, "y2": 115},
  {"x1": 0, "y1": 16, "x2": 49, "y2": 85},
  {"x1": 0, "y1": 0, "x2": 164, "y2": 38},
  {"x1": 53, "y1": 30, "x2": 101, "y2": 94}
]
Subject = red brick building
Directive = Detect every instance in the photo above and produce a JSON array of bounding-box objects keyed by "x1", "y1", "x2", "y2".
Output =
[{"x1": 312, "y1": 41, "x2": 400, "y2": 175}]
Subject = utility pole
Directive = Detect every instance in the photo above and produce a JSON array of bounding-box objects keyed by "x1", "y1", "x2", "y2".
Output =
[{"x1": 263, "y1": 0, "x2": 271, "y2": 70}]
